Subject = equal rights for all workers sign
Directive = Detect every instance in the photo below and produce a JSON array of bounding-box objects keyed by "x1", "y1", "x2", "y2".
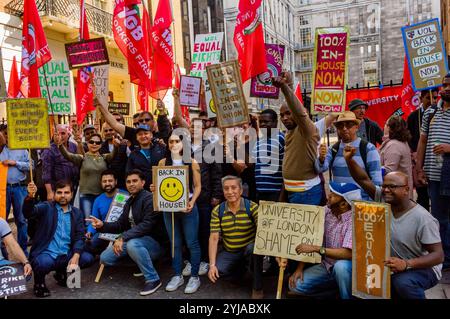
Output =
[
  {"x1": 254, "y1": 201, "x2": 325, "y2": 263},
  {"x1": 152, "y1": 166, "x2": 189, "y2": 212},
  {"x1": 311, "y1": 27, "x2": 350, "y2": 114},
  {"x1": 206, "y1": 60, "x2": 249, "y2": 128},
  {"x1": 402, "y1": 18, "x2": 448, "y2": 91},
  {"x1": 39, "y1": 60, "x2": 72, "y2": 114},
  {"x1": 6, "y1": 98, "x2": 50, "y2": 150},
  {"x1": 352, "y1": 201, "x2": 391, "y2": 299}
]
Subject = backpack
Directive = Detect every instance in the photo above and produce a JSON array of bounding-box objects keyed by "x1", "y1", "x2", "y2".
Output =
[
  {"x1": 218, "y1": 199, "x2": 254, "y2": 229},
  {"x1": 424, "y1": 104, "x2": 438, "y2": 135},
  {"x1": 330, "y1": 139, "x2": 369, "y2": 178}
]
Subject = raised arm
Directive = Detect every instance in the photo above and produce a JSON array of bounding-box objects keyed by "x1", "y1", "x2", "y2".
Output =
[
  {"x1": 343, "y1": 145, "x2": 376, "y2": 200},
  {"x1": 172, "y1": 88, "x2": 190, "y2": 129},
  {"x1": 94, "y1": 98, "x2": 126, "y2": 137}
]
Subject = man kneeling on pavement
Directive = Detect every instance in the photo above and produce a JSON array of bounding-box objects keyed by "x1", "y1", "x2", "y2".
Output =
[{"x1": 23, "y1": 181, "x2": 95, "y2": 298}]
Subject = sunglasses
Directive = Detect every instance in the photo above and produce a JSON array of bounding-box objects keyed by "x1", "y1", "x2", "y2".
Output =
[
  {"x1": 335, "y1": 122, "x2": 357, "y2": 129},
  {"x1": 139, "y1": 118, "x2": 152, "y2": 123},
  {"x1": 104, "y1": 129, "x2": 114, "y2": 133},
  {"x1": 88, "y1": 140, "x2": 102, "y2": 145},
  {"x1": 381, "y1": 184, "x2": 407, "y2": 191}
]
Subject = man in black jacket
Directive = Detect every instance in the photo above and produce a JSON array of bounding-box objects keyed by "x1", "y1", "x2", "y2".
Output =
[
  {"x1": 23, "y1": 181, "x2": 95, "y2": 298},
  {"x1": 349, "y1": 99, "x2": 384, "y2": 147},
  {"x1": 87, "y1": 169, "x2": 165, "y2": 296}
]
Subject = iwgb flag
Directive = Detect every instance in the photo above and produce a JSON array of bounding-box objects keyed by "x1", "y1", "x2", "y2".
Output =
[
  {"x1": 233, "y1": 0, "x2": 267, "y2": 83},
  {"x1": 76, "y1": 0, "x2": 95, "y2": 125},
  {"x1": 150, "y1": 0, "x2": 174, "y2": 99},
  {"x1": 401, "y1": 56, "x2": 419, "y2": 118},
  {"x1": 137, "y1": 4, "x2": 152, "y2": 111},
  {"x1": 19, "y1": 0, "x2": 52, "y2": 97},
  {"x1": 113, "y1": 0, "x2": 152, "y2": 91}
]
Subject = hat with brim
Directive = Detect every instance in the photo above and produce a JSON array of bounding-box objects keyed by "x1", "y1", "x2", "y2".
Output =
[
  {"x1": 348, "y1": 99, "x2": 369, "y2": 111},
  {"x1": 135, "y1": 124, "x2": 151, "y2": 134},
  {"x1": 83, "y1": 124, "x2": 96, "y2": 132},
  {"x1": 334, "y1": 111, "x2": 361, "y2": 126},
  {"x1": 329, "y1": 182, "x2": 362, "y2": 206}
]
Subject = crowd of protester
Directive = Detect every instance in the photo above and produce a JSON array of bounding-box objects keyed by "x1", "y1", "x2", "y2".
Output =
[{"x1": 0, "y1": 71, "x2": 448, "y2": 299}]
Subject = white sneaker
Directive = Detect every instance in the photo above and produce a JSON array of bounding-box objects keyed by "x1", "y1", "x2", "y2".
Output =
[
  {"x1": 182, "y1": 262, "x2": 192, "y2": 277},
  {"x1": 198, "y1": 262, "x2": 209, "y2": 276},
  {"x1": 165, "y1": 275, "x2": 184, "y2": 292},
  {"x1": 184, "y1": 277, "x2": 200, "y2": 294}
]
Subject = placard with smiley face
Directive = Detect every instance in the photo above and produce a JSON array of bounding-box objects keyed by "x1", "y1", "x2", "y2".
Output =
[{"x1": 152, "y1": 166, "x2": 189, "y2": 212}]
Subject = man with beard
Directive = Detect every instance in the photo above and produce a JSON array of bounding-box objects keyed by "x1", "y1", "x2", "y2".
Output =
[
  {"x1": 416, "y1": 74, "x2": 450, "y2": 271},
  {"x1": 84, "y1": 170, "x2": 121, "y2": 255},
  {"x1": 344, "y1": 146, "x2": 444, "y2": 299}
]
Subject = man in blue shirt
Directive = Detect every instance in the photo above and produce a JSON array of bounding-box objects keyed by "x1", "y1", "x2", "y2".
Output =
[
  {"x1": 85, "y1": 170, "x2": 122, "y2": 255},
  {"x1": 0, "y1": 125, "x2": 32, "y2": 254},
  {"x1": 23, "y1": 180, "x2": 95, "y2": 298}
]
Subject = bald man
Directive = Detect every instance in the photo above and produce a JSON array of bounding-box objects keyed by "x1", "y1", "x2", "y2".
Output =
[{"x1": 343, "y1": 145, "x2": 444, "y2": 299}]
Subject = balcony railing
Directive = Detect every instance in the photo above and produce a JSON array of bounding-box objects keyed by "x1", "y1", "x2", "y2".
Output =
[
  {"x1": 294, "y1": 43, "x2": 314, "y2": 51},
  {"x1": 5, "y1": 0, "x2": 113, "y2": 37}
]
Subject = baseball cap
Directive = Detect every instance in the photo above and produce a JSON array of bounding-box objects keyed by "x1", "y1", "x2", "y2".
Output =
[
  {"x1": 135, "y1": 124, "x2": 151, "y2": 134},
  {"x1": 329, "y1": 182, "x2": 362, "y2": 206},
  {"x1": 348, "y1": 99, "x2": 368, "y2": 111}
]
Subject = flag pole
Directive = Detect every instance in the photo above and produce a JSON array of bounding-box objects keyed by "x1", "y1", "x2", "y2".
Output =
[{"x1": 28, "y1": 148, "x2": 33, "y2": 183}]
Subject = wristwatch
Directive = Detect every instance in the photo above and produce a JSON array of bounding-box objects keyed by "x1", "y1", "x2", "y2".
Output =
[{"x1": 319, "y1": 246, "x2": 326, "y2": 256}]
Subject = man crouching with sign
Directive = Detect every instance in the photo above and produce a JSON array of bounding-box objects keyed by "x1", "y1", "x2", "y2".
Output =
[
  {"x1": 23, "y1": 181, "x2": 95, "y2": 298},
  {"x1": 279, "y1": 183, "x2": 361, "y2": 299}
]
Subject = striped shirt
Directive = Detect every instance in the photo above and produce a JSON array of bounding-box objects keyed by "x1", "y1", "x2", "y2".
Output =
[
  {"x1": 421, "y1": 100, "x2": 450, "y2": 182},
  {"x1": 251, "y1": 131, "x2": 285, "y2": 192},
  {"x1": 315, "y1": 138, "x2": 382, "y2": 200},
  {"x1": 210, "y1": 199, "x2": 258, "y2": 252}
]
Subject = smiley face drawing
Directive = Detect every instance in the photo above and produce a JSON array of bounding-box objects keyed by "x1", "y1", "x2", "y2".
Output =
[
  {"x1": 209, "y1": 99, "x2": 217, "y2": 114},
  {"x1": 160, "y1": 177, "x2": 184, "y2": 202}
]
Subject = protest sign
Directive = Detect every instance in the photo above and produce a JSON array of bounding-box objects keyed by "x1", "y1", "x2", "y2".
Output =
[
  {"x1": 250, "y1": 44, "x2": 285, "y2": 99},
  {"x1": 312, "y1": 27, "x2": 350, "y2": 114},
  {"x1": 65, "y1": 38, "x2": 110, "y2": 69},
  {"x1": 6, "y1": 98, "x2": 50, "y2": 150},
  {"x1": 352, "y1": 201, "x2": 391, "y2": 299},
  {"x1": 402, "y1": 18, "x2": 448, "y2": 91},
  {"x1": 254, "y1": 201, "x2": 325, "y2": 263},
  {"x1": 39, "y1": 60, "x2": 72, "y2": 114},
  {"x1": 0, "y1": 263, "x2": 27, "y2": 298},
  {"x1": 346, "y1": 85, "x2": 408, "y2": 129},
  {"x1": 152, "y1": 166, "x2": 189, "y2": 212},
  {"x1": 0, "y1": 166, "x2": 7, "y2": 220},
  {"x1": 99, "y1": 192, "x2": 131, "y2": 241},
  {"x1": 0, "y1": 49, "x2": 6, "y2": 100},
  {"x1": 93, "y1": 65, "x2": 109, "y2": 108},
  {"x1": 190, "y1": 32, "x2": 224, "y2": 118},
  {"x1": 179, "y1": 75, "x2": 202, "y2": 107},
  {"x1": 108, "y1": 102, "x2": 130, "y2": 115},
  {"x1": 206, "y1": 60, "x2": 249, "y2": 128}
]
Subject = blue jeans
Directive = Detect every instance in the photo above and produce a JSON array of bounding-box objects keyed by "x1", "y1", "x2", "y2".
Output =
[
  {"x1": 428, "y1": 181, "x2": 450, "y2": 268},
  {"x1": 84, "y1": 233, "x2": 109, "y2": 256},
  {"x1": 289, "y1": 261, "x2": 352, "y2": 299},
  {"x1": 163, "y1": 205, "x2": 201, "y2": 277},
  {"x1": 79, "y1": 194, "x2": 98, "y2": 221},
  {"x1": 6, "y1": 185, "x2": 28, "y2": 254},
  {"x1": 31, "y1": 251, "x2": 95, "y2": 285},
  {"x1": 197, "y1": 202, "x2": 212, "y2": 262},
  {"x1": 100, "y1": 236, "x2": 161, "y2": 283},
  {"x1": 216, "y1": 243, "x2": 264, "y2": 290},
  {"x1": 391, "y1": 268, "x2": 439, "y2": 299},
  {"x1": 288, "y1": 183, "x2": 323, "y2": 206}
]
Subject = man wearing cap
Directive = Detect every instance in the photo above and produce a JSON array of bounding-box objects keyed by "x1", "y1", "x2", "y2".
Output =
[
  {"x1": 315, "y1": 111, "x2": 382, "y2": 201},
  {"x1": 126, "y1": 125, "x2": 166, "y2": 190},
  {"x1": 279, "y1": 182, "x2": 361, "y2": 299},
  {"x1": 348, "y1": 99, "x2": 384, "y2": 147}
]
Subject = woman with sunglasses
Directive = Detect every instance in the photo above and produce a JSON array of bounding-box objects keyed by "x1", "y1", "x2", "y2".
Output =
[
  {"x1": 150, "y1": 134, "x2": 202, "y2": 294},
  {"x1": 56, "y1": 133, "x2": 118, "y2": 220}
]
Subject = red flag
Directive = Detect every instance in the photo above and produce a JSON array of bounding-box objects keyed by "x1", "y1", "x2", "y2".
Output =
[
  {"x1": 233, "y1": 0, "x2": 267, "y2": 83},
  {"x1": 113, "y1": 0, "x2": 151, "y2": 91},
  {"x1": 136, "y1": 5, "x2": 153, "y2": 112},
  {"x1": 8, "y1": 56, "x2": 21, "y2": 98},
  {"x1": 150, "y1": 0, "x2": 174, "y2": 99},
  {"x1": 295, "y1": 83, "x2": 304, "y2": 105},
  {"x1": 76, "y1": 0, "x2": 95, "y2": 125},
  {"x1": 19, "y1": 0, "x2": 52, "y2": 97},
  {"x1": 401, "y1": 56, "x2": 419, "y2": 119},
  {"x1": 137, "y1": 85, "x2": 149, "y2": 111}
]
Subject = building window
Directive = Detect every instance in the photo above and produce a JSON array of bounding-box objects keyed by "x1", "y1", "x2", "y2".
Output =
[
  {"x1": 300, "y1": 28, "x2": 312, "y2": 47},
  {"x1": 301, "y1": 73, "x2": 312, "y2": 92},
  {"x1": 300, "y1": 52, "x2": 313, "y2": 69}
]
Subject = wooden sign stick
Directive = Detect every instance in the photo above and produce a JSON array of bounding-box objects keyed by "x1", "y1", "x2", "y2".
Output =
[
  {"x1": 276, "y1": 258, "x2": 287, "y2": 299},
  {"x1": 95, "y1": 242, "x2": 112, "y2": 283},
  {"x1": 172, "y1": 212, "x2": 175, "y2": 259}
]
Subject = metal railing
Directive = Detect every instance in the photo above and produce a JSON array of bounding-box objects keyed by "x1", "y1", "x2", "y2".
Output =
[{"x1": 5, "y1": 0, "x2": 113, "y2": 37}]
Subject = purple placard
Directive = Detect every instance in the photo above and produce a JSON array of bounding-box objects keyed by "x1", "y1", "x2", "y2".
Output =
[{"x1": 250, "y1": 44, "x2": 285, "y2": 99}]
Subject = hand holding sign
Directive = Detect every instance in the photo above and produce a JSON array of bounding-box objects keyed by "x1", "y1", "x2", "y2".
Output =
[
  {"x1": 23, "y1": 263, "x2": 32, "y2": 277},
  {"x1": 86, "y1": 216, "x2": 104, "y2": 229},
  {"x1": 27, "y1": 182, "x2": 38, "y2": 198}
]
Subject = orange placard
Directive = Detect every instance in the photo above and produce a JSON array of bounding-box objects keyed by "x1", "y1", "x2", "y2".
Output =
[
  {"x1": 352, "y1": 201, "x2": 391, "y2": 299},
  {"x1": 0, "y1": 165, "x2": 8, "y2": 220}
]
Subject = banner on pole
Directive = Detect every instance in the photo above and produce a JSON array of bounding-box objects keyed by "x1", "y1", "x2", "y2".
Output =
[
  {"x1": 6, "y1": 98, "x2": 50, "y2": 150},
  {"x1": 99, "y1": 192, "x2": 131, "y2": 241},
  {"x1": 352, "y1": 201, "x2": 391, "y2": 299},
  {"x1": 179, "y1": 75, "x2": 202, "y2": 107},
  {"x1": 402, "y1": 18, "x2": 448, "y2": 91},
  {"x1": 39, "y1": 60, "x2": 72, "y2": 114},
  {"x1": 190, "y1": 32, "x2": 224, "y2": 118},
  {"x1": 206, "y1": 60, "x2": 249, "y2": 128},
  {"x1": 312, "y1": 27, "x2": 350, "y2": 114},
  {"x1": 152, "y1": 166, "x2": 189, "y2": 212},
  {"x1": 250, "y1": 44, "x2": 285, "y2": 99},
  {"x1": 65, "y1": 38, "x2": 110, "y2": 69},
  {"x1": 254, "y1": 201, "x2": 325, "y2": 263}
]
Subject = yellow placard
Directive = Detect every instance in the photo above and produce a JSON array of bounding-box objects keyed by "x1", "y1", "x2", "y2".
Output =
[
  {"x1": 0, "y1": 165, "x2": 8, "y2": 220},
  {"x1": 6, "y1": 98, "x2": 50, "y2": 150}
]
